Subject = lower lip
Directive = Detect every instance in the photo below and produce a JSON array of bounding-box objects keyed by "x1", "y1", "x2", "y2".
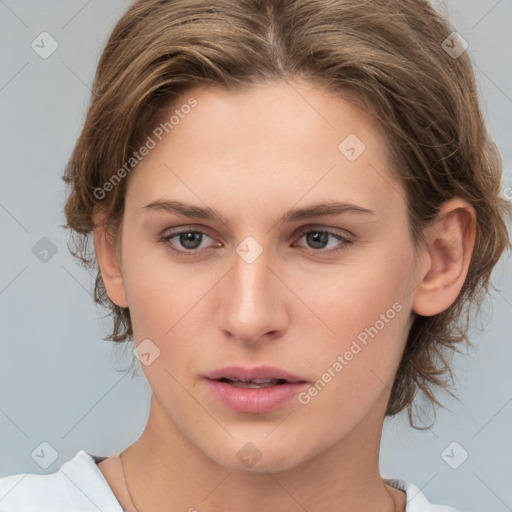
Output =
[{"x1": 204, "y1": 379, "x2": 308, "y2": 413}]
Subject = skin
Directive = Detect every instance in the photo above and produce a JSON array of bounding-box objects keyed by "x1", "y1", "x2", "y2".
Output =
[{"x1": 94, "y1": 78, "x2": 476, "y2": 512}]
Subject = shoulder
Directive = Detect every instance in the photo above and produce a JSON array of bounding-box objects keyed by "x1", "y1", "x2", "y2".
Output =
[
  {"x1": 0, "y1": 450, "x2": 123, "y2": 512},
  {"x1": 385, "y1": 478, "x2": 464, "y2": 512}
]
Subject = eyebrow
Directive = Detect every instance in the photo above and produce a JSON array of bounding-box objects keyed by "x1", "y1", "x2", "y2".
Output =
[{"x1": 142, "y1": 199, "x2": 376, "y2": 225}]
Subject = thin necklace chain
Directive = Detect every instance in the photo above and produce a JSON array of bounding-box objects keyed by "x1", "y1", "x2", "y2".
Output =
[
  {"x1": 119, "y1": 450, "x2": 141, "y2": 512},
  {"x1": 119, "y1": 450, "x2": 404, "y2": 512}
]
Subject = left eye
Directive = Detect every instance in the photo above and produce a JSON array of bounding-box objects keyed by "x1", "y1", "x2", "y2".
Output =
[{"x1": 293, "y1": 229, "x2": 352, "y2": 253}]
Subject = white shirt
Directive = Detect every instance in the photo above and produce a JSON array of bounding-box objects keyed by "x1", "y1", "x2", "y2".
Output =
[{"x1": 0, "y1": 450, "x2": 462, "y2": 511}]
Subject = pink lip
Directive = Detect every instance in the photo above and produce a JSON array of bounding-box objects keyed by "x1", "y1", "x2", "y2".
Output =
[
  {"x1": 203, "y1": 365, "x2": 308, "y2": 414},
  {"x1": 204, "y1": 365, "x2": 305, "y2": 383}
]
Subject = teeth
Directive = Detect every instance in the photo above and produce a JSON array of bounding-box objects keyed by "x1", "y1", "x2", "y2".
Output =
[{"x1": 222, "y1": 378, "x2": 285, "y2": 388}]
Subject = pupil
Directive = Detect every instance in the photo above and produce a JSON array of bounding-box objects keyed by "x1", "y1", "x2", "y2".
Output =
[
  {"x1": 180, "y1": 231, "x2": 201, "y2": 249},
  {"x1": 307, "y1": 231, "x2": 328, "y2": 249}
]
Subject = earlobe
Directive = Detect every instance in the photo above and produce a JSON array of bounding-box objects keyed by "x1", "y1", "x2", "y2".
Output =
[
  {"x1": 93, "y1": 215, "x2": 128, "y2": 308},
  {"x1": 412, "y1": 199, "x2": 476, "y2": 317}
]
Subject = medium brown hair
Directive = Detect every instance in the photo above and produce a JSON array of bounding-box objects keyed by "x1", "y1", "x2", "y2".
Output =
[{"x1": 62, "y1": 0, "x2": 511, "y2": 426}]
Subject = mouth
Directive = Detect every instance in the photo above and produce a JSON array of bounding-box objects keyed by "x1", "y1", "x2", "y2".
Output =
[
  {"x1": 216, "y1": 377, "x2": 289, "y2": 388},
  {"x1": 204, "y1": 365, "x2": 307, "y2": 385},
  {"x1": 203, "y1": 365, "x2": 308, "y2": 413}
]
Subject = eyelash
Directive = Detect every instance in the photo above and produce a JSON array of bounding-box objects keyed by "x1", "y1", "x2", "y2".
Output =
[{"x1": 158, "y1": 227, "x2": 353, "y2": 258}]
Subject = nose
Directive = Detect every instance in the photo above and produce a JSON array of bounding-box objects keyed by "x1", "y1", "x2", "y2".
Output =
[{"x1": 215, "y1": 242, "x2": 289, "y2": 346}]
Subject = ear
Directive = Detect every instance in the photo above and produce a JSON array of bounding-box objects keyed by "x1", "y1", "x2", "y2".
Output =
[
  {"x1": 93, "y1": 212, "x2": 128, "y2": 308},
  {"x1": 412, "y1": 198, "x2": 476, "y2": 316}
]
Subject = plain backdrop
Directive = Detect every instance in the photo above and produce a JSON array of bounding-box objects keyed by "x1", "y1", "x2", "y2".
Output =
[{"x1": 0, "y1": 1, "x2": 511, "y2": 511}]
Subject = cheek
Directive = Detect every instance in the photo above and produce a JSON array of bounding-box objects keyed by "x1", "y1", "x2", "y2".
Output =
[
  {"x1": 310, "y1": 239, "x2": 413, "y2": 330},
  {"x1": 120, "y1": 238, "x2": 196, "y2": 335},
  {"x1": 120, "y1": 243, "x2": 219, "y2": 377},
  {"x1": 294, "y1": 283, "x2": 409, "y2": 441},
  {"x1": 122, "y1": 270, "x2": 173, "y2": 341},
  {"x1": 300, "y1": 242, "x2": 414, "y2": 393}
]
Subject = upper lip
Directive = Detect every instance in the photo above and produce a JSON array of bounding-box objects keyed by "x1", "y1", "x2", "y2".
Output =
[{"x1": 204, "y1": 365, "x2": 307, "y2": 383}]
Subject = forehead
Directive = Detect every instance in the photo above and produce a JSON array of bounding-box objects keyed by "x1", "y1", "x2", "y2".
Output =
[
  {"x1": 125, "y1": 79, "x2": 402, "y2": 217},
  {"x1": 168, "y1": 79, "x2": 385, "y2": 157}
]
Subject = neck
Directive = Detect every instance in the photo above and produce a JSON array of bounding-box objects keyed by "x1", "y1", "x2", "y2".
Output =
[{"x1": 120, "y1": 392, "x2": 402, "y2": 512}]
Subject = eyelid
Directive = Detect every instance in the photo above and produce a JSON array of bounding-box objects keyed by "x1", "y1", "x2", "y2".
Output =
[
  {"x1": 159, "y1": 224, "x2": 354, "y2": 241},
  {"x1": 160, "y1": 224, "x2": 218, "y2": 240},
  {"x1": 294, "y1": 224, "x2": 355, "y2": 239}
]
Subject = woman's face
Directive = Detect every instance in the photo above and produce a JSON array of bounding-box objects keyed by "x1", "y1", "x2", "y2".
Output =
[{"x1": 114, "y1": 78, "x2": 420, "y2": 472}]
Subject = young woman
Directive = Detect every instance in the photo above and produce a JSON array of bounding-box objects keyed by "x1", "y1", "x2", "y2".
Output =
[{"x1": 0, "y1": 0, "x2": 509, "y2": 511}]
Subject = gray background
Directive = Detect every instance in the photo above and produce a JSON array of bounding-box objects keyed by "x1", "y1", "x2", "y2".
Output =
[{"x1": 0, "y1": 1, "x2": 511, "y2": 510}]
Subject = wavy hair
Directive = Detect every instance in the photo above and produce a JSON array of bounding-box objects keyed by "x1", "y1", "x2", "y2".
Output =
[{"x1": 62, "y1": 0, "x2": 511, "y2": 427}]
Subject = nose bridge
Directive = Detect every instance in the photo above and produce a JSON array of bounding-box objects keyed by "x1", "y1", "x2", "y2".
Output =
[{"x1": 216, "y1": 240, "x2": 287, "y2": 343}]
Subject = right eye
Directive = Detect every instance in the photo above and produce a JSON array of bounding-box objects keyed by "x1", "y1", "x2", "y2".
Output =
[{"x1": 159, "y1": 228, "x2": 222, "y2": 257}]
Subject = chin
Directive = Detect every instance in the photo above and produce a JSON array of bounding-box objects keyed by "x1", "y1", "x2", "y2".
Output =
[{"x1": 200, "y1": 433, "x2": 314, "y2": 474}]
